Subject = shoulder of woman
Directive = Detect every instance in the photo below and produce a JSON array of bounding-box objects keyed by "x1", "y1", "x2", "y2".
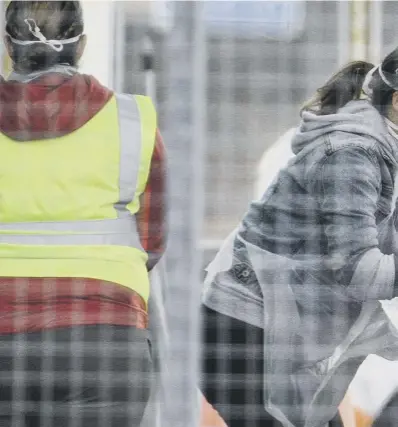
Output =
[
  {"x1": 305, "y1": 135, "x2": 383, "y2": 193},
  {"x1": 326, "y1": 131, "x2": 381, "y2": 159}
]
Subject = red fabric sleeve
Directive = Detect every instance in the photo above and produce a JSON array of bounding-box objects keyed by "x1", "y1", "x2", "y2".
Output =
[{"x1": 136, "y1": 129, "x2": 167, "y2": 271}]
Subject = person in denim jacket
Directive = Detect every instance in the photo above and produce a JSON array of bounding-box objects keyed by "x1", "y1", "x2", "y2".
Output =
[{"x1": 202, "y1": 48, "x2": 398, "y2": 427}]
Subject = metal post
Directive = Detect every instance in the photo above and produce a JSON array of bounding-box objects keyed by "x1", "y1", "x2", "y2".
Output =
[
  {"x1": 80, "y1": 0, "x2": 114, "y2": 87},
  {"x1": 1, "y1": 0, "x2": 12, "y2": 78},
  {"x1": 368, "y1": 0, "x2": 383, "y2": 65},
  {"x1": 337, "y1": 1, "x2": 351, "y2": 67},
  {"x1": 112, "y1": 1, "x2": 126, "y2": 93},
  {"x1": 137, "y1": 28, "x2": 164, "y2": 427},
  {"x1": 349, "y1": 0, "x2": 370, "y2": 60},
  {"x1": 141, "y1": 35, "x2": 157, "y2": 102},
  {"x1": 162, "y1": 1, "x2": 206, "y2": 426}
]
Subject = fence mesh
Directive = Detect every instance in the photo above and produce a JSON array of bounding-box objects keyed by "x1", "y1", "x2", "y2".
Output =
[{"x1": 3, "y1": 1, "x2": 398, "y2": 427}]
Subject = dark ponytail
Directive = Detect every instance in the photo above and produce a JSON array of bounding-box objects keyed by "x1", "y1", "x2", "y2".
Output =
[{"x1": 302, "y1": 61, "x2": 374, "y2": 115}]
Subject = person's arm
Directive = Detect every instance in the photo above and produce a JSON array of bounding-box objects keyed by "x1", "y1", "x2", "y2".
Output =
[
  {"x1": 318, "y1": 146, "x2": 397, "y2": 301},
  {"x1": 137, "y1": 129, "x2": 167, "y2": 271}
]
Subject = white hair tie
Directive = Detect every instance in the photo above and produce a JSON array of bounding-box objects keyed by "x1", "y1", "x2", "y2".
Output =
[
  {"x1": 361, "y1": 65, "x2": 378, "y2": 99},
  {"x1": 377, "y1": 65, "x2": 394, "y2": 88},
  {"x1": 24, "y1": 18, "x2": 63, "y2": 52},
  {"x1": 7, "y1": 18, "x2": 82, "y2": 53},
  {"x1": 361, "y1": 63, "x2": 398, "y2": 98}
]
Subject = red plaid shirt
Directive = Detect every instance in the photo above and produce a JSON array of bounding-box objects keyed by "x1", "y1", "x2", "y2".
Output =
[
  {"x1": 0, "y1": 73, "x2": 166, "y2": 335},
  {"x1": 138, "y1": 129, "x2": 167, "y2": 270}
]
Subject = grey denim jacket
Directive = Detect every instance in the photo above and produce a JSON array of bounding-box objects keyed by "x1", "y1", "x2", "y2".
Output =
[{"x1": 203, "y1": 100, "x2": 398, "y2": 427}]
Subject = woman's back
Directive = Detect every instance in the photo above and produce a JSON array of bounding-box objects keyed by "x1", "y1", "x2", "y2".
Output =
[
  {"x1": 0, "y1": 2, "x2": 167, "y2": 426},
  {"x1": 202, "y1": 56, "x2": 398, "y2": 427}
]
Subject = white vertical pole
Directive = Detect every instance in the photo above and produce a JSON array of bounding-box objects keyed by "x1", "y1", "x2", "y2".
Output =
[
  {"x1": 349, "y1": 0, "x2": 369, "y2": 61},
  {"x1": 162, "y1": 1, "x2": 206, "y2": 426},
  {"x1": 1, "y1": 0, "x2": 12, "y2": 78},
  {"x1": 112, "y1": 1, "x2": 126, "y2": 93},
  {"x1": 337, "y1": 1, "x2": 351, "y2": 67},
  {"x1": 80, "y1": 0, "x2": 114, "y2": 87},
  {"x1": 192, "y1": 2, "x2": 207, "y2": 419},
  {"x1": 140, "y1": 30, "x2": 164, "y2": 427},
  {"x1": 142, "y1": 36, "x2": 157, "y2": 102},
  {"x1": 192, "y1": 1, "x2": 207, "y2": 418},
  {"x1": 368, "y1": 0, "x2": 383, "y2": 65}
]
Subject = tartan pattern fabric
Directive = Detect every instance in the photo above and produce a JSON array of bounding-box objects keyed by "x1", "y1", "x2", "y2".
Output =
[
  {"x1": 201, "y1": 305, "x2": 278, "y2": 427},
  {"x1": 0, "y1": 277, "x2": 148, "y2": 335},
  {"x1": 0, "y1": 324, "x2": 152, "y2": 427},
  {"x1": 138, "y1": 129, "x2": 167, "y2": 271}
]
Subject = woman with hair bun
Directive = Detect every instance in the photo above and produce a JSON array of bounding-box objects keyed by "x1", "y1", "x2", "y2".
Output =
[
  {"x1": 0, "y1": 2, "x2": 167, "y2": 426},
  {"x1": 202, "y1": 48, "x2": 398, "y2": 427}
]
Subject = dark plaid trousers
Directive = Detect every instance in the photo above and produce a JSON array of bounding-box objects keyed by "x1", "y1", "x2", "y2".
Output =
[
  {"x1": 201, "y1": 305, "x2": 281, "y2": 427},
  {"x1": 201, "y1": 306, "x2": 346, "y2": 427},
  {"x1": 0, "y1": 325, "x2": 152, "y2": 427}
]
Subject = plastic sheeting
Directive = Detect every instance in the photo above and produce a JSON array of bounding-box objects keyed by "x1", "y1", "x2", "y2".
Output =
[{"x1": 204, "y1": 228, "x2": 398, "y2": 427}]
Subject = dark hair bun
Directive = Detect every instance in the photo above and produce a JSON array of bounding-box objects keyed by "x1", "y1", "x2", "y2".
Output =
[{"x1": 5, "y1": 1, "x2": 84, "y2": 73}]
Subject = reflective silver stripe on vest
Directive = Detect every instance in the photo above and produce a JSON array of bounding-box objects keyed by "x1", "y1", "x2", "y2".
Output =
[
  {"x1": 114, "y1": 94, "x2": 142, "y2": 218},
  {"x1": 0, "y1": 218, "x2": 142, "y2": 246},
  {"x1": 0, "y1": 234, "x2": 139, "y2": 246},
  {"x1": 0, "y1": 95, "x2": 145, "y2": 250}
]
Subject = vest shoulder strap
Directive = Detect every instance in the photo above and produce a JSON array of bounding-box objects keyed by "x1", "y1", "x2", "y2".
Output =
[{"x1": 114, "y1": 94, "x2": 157, "y2": 218}]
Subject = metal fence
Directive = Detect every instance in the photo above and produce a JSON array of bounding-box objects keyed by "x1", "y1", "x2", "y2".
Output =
[{"x1": 2, "y1": 1, "x2": 398, "y2": 426}]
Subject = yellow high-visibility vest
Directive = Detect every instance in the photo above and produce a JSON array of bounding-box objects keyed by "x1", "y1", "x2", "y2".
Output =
[{"x1": 0, "y1": 94, "x2": 157, "y2": 304}]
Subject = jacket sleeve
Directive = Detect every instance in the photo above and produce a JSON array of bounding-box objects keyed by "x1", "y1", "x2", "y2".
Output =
[
  {"x1": 318, "y1": 146, "x2": 397, "y2": 301},
  {"x1": 136, "y1": 129, "x2": 167, "y2": 271}
]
